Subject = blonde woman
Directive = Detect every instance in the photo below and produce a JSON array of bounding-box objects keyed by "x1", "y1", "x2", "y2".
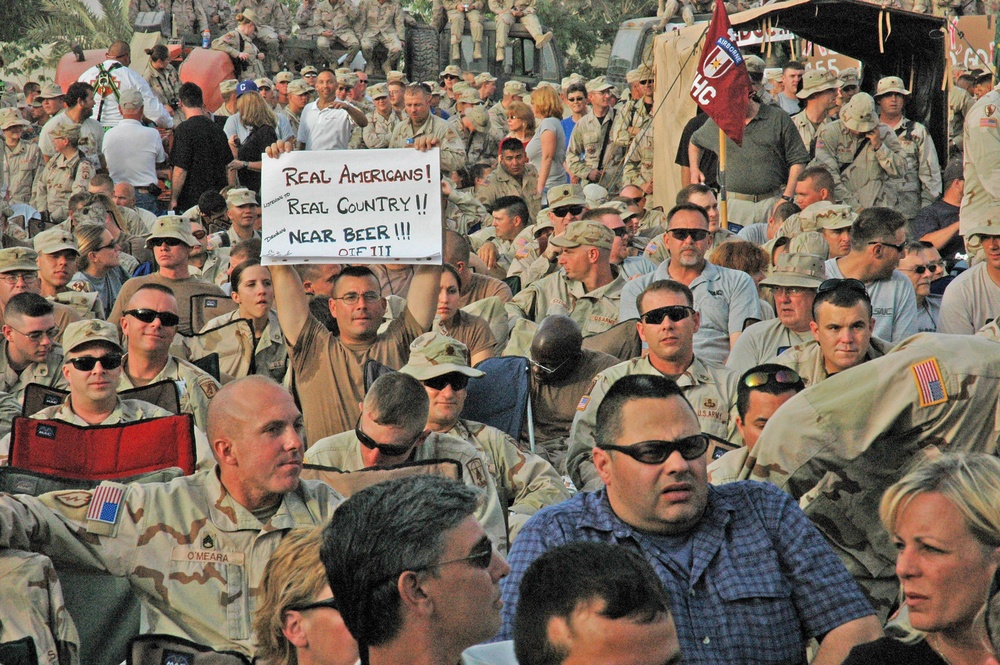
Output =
[
  {"x1": 227, "y1": 89, "x2": 277, "y2": 194},
  {"x1": 212, "y1": 10, "x2": 266, "y2": 79},
  {"x1": 253, "y1": 527, "x2": 359, "y2": 665},
  {"x1": 71, "y1": 223, "x2": 129, "y2": 315},
  {"x1": 526, "y1": 85, "x2": 567, "y2": 197},
  {"x1": 844, "y1": 453, "x2": 1000, "y2": 665}
]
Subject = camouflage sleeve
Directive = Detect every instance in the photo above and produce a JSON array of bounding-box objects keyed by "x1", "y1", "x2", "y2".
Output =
[
  {"x1": 811, "y1": 127, "x2": 860, "y2": 210},
  {"x1": 211, "y1": 31, "x2": 243, "y2": 59},
  {"x1": 30, "y1": 167, "x2": 47, "y2": 215},
  {"x1": 566, "y1": 371, "x2": 610, "y2": 491},
  {"x1": 446, "y1": 188, "x2": 491, "y2": 233},
  {"x1": 488, "y1": 0, "x2": 509, "y2": 13},
  {"x1": 873, "y1": 127, "x2": 906, "y2": 178},
  {"x1": 0, "y1": 550, "x2": 80, "y2": 665},
  {"x1": 565, "y1": 121, "x2": 590, "y2": 180},
  {"x1": 296, "y1": 1, "x2": 314, "y2": 29},
  {"x1": 194, "y1": 0, "x2": 210, "y2": 31},
  {"x1": 437, "y1": 125, "x2": 467, "y2": 174},
  {"x1": 503, "y1": 281, "x2": 540, "y2": 325},
  {"x1": 915, "y1": 126, "x2": 942, "y2": 208},
  {"x1": 394, "y1": 2, "x2": 405, "y2": 35}
]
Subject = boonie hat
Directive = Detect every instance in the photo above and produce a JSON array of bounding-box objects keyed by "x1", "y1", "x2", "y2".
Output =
[
  {"x1": 146, "y1": 215, "x2": 198, "y2": 248},
  {"x1": 219, "y1": 79, "x2": 238, "y2": 95},
  {"x1": 0, "y1": 109, "x2": 29, "y2": 130},
  {"x1": 796, "y1": 69, "x2": 839, "y2": 99},
  {"x1": 503, "y1": 80, "x2": 526, "y2": 97},
  {"x1": 62, "y1": 319, "x2": 122, "y2": 354},
  {"x1": 549, "y1": 219, "x2": 614, "y2": 251},
  {"x1": 36, "y1": 83, "x2": 64, "y2": 100},
  {"x1": 874, "y1": 76, "x2": 910, "y2": 98},
  {"x1": 840, "y1": 93, "x2": 879, "y2": 133},
  {"x1": 33, "y1": 227, "x2": 78, "y2": 255},
  {"x1": 400, "y1": 332, "x2": 485, "y2": 380},
  {"x1": 0, "y1": 247, "x2": 38, "y2": 273},
  {"x1": 760, "y1": 252, "x2": 827, "y2": 289}
]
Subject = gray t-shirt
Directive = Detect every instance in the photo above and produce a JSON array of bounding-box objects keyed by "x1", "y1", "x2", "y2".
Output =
[
  {"x1": 526, "y1": 117, "x2": 567, "y2": 192},
  {"x1": 939, "y1": 263, "x2": 1000, "y2": 334},
  {"x1": 824, "y1": 258, "x2": 919, "y2": 343}
]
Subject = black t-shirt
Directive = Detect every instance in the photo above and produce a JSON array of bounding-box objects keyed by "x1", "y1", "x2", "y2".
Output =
[
  {"x1": 910, "y1": 199, "x2": 964, "y2": 262},
  {"x1": 236, "y1": 124, "x2": 278, "y2": 195},
  {"x1": 842, "y1": 637, "x2": 945, "y2": 665},
  {"x1": 675, "y1": 111, "x2": 719, "y2": 189},
  {"x1": 171, "y1": 115, "x2": 231, "y2": 211}
]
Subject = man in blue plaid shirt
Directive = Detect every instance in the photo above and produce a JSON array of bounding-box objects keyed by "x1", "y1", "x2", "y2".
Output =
[{"x1": 495, "y1": 373, "x2": 883, "y2": 664}]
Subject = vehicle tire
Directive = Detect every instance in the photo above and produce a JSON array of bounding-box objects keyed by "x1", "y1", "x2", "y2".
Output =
[{"x1": 407, "y1": 24, "x2": 441, "y2": 84}]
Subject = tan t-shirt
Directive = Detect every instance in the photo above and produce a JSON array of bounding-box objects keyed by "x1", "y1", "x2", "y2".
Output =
[
  {"x1": 434, "y1": 310, "x2": 495, "y2": 360},
  {"x1": 291, "y1": 311, "x2": 424, "y2": 445},
  {"x1": 108, "y1": 273, "x2": 228, "y2": 335},
  {"x1": 460, "y1": 271, "x2": 513, "y2": 307}
]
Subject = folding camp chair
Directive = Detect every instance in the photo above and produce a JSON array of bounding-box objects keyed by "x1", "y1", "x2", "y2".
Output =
[
  {"x1": 183, "y1": 318, "x2": 256, "y2": 383},
  {"x1": 300, "y1": 458, "x2": 463, "y2": 497},
  {"x1": 22, "y1": 381, "x2": 181, "y2": 417},
  {"x1": 463, "y1": 356, "x2": 535, "y2": 451},
  {"x1": 189, "y1": 294, "x2": 238, "y2": 334}
]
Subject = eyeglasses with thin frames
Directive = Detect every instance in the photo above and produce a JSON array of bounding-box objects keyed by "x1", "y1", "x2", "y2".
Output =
[
  {"x1": 332, "y1": 291, "x2": 380, "y2": 306},
  {"x1": 0, "y1": 272, "x2": 39, "y2": 286},
  {"x1": 7, "y1": 325, "x2": 58, "y2": 343}
]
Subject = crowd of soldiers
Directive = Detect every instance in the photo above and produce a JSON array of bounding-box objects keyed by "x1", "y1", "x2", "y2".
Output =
[{"x1": 2, "y1": 0, "x2": 1000, "y2": 659}]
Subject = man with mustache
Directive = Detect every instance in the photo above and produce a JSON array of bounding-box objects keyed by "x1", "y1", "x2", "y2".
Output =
[{"x1": 497, "y1": 373, "x2": 882, "y2": 665}]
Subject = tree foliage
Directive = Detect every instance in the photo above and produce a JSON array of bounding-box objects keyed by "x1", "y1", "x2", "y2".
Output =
[{"x1": 23, "y1": 0, "x2": 133, "y2": 67}]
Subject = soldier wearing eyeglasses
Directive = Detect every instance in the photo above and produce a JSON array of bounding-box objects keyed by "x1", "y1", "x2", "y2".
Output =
[
  {"x1": 567, "y1": 279, "x2": 739, "y2": 492},
  {"x1": 498, "y1": 373, "x2": 883, "y2": 663},
  {"x1": 0, "y1": 247, "x2": 82, "y2": 344},
  {"x1": 304, "y1": 371, "x2": 508, "y2": 553},
  {"x1": 0, "y1": 293, "x2": 68, "y2": 404}
]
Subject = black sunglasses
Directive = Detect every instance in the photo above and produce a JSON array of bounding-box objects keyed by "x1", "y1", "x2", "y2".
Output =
[
  {"x1": 611, "y1": 226, "x2": 627, "y2": 238},
  {"x1": 743, "y1": 368, "x2": 802, "y2": 388},
  {"x1": 68, "y1": 353, "x2": 123, "y2": 371},
  {"x1": 287, "y1": 597, "x2": 339, "y2": 613},
  {"x1": 640, "y1": 305, "x2": 695, "y2": 325},
  {"x1": 124, "y1": 308, "x2": 181, "y2": 327},
  {"x1": 868, "y1": 239, "x2": 905, "y2": 253},
  {"x1": 423, "y1": 372, "x2": 469, "y2": 391},
  {"x1": 149, "y1": 237, "x2": 186, "y2": 248},
  {"x1": 816, "y1": 278, "x2": 868, "y2": 297},
  {"x1": 598, "y1": 434, "x2": 709, "y2": 464},
  {"x1": 668, "y1": 228, "x2": 709, "y2": 242},
  {"x1": 355, "y1": 417, "x2": 423, "y2": 457},
  {"x1": 552, "y1": 204, "x2": 584, "y2": 217}
]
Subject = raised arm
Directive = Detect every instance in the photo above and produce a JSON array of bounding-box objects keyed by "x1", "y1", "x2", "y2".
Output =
[{"x1": 270, "y1": 264, "x2": 312, "y2": 345}]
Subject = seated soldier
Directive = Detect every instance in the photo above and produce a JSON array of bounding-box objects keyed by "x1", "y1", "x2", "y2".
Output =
[
  {"x1": 489, "y1": 0, "x2": 552, "y2": 62},
  {"x1": 119, "y1": 284, "x2": 221, "y2": 432},
  {"x1": 0, "y1": 293, "x2": 68, "y2": 402},
  {"x1": 443, "y1": 230, "x2": 513, "y2": 307},
  {"x1": 0, "y1": 376, "x2": 343, "y2": 656},
  {"x1": 399, "y1": 332, "x2": 569, "y2": 541},
  {"x1": 34, "y1": 228, "x2": 104, "y2": 320},
  {"x1": 0, "y1": 247, "x2": 81, "y2": 342},
  {"x1": 775, "y1": 277, "x2": 893, "y2": 386},
  {"x1": 469, "y1": 195, "x2": 536, "y2": 279},
  {"x1": 303, "y1": 371, "x2": 509, "y2": 553}
]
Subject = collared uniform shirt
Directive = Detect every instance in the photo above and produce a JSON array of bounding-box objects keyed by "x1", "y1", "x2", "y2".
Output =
[
  {"x1": 475, "y1": 163, "x2": 541, "y2": 222},
  {"x1": 30, "y1": 151, "x2": 94, "y2": 223},
  {"x1": 725, "y1": 318, "x2": 813, "y2": 376},
  {"x1": 0, "y1": 339, "x2": 68, "y2": 403},
  {"x1": 2, "y1": 140, "x2": 43, "y2": 206},
  {"x1": 960, "y1": 88, "x2": 1000, "y2": 236},
  {"x1": 197, "y1": 309, "x2": 288, "y2": 384},
  {"x1": 773, "y1": 336, "x2": 891, "y2": 387},
  {"x1": 812, "y1": 121, "x2": 906, "y2": 210},
  {"x1": 362, "y1": 109, "x2": 398, "y2": 149},
  {"x1": 388, "y1": 113, "x2": 466, "y2": 173},
  {"x1": 118, "y1": 354, "x2": 221, "y2": 433},
  {"x1": 506, "y1": 268, "x2": 626, "y2": 337}
]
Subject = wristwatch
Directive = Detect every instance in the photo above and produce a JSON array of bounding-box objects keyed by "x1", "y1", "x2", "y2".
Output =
[{"x1": 780, "y1": 194, "x2": 793, "y2": 202}]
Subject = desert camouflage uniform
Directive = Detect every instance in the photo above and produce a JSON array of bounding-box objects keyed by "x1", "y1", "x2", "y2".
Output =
[
  {"x1": 51, "y1": 291, "x2": 105, "y2": 321},
  {"x1": 887, "y1": 117, "x2": 942, "y2": 219},
  {"x1": 388, "y1": 113, "x2": 466, "y2": 173},
  {"x1": 2, "y1": 140, "x2": 43, "y2": 206},
  {"x1": 118, "y1": 354, "x2": 221, "y2": 432},
  {"x1": 608, "y1": 98, "x2": 650, "y2": 178},
  {"x1": 773, "y1": 336, "x2": 892, "y2": 387},
  {"x1": 505, "y1": 267, "x2": 626, "y2": 336},
  {"x1": 736, "y1": 333, "x2": 1000, "y2": 621},
  {"x1": 232, "y1": 0, "x2": 291, "y2": 62},
  {"x1": 303, "y1": 428, "x2": 510, "y2": 553},
  {"x1": 211, "y1": 29, "x2": 267, "y2": 81},
  {"x1": 635, "y1": 207, "x2": 667, "y2": 237},
  {"x1": 567, "y1": 355, "x2": 739, "y2": 491},
  {"x1": 0, "y1": 549, "x2": 79, "y2": 665},
  {"x1": 30, "y1": 151, "x2": 94, "y2": 224},
  {"x1": 443, "y1": 419, "x2": 571, "y2": 541},
  {"x1": 811, "y1": 121, "x2": 907, "y2": 210},
  {"x1": 362, "y1": 108, "x2": 398, "y2": 148},
  {"x1": 359, "y1": 0, "x2": 405, "y2": 74},
  {"x1": 622, "y1": 126, "x2": 653, "y2": 190},
  {"x1": 144, "y1": 64, "x2": 182, "y2": 112},
  {"x1": 450, "y1": 113, "x2": 498, "y2": 170},
  {"x1": 298, "y1": 0, "x2": 362, "y2": 66},
  {"x1": 790, "y1": 111, "x2": 830, "y2": 157},
  {"x1": 489, "y1": 0, "x2": 546, "y2": 52},
  {"x1": 565, "y1": 110, "x2": 618, "y2": 183},
  {"x1": 279, "y1": 107, "x2": 304, "y2": 141},
  {"x1": 445, "y1": 187, "x2": 491, "y2": 235},
  {"x1": 488, "y1": 100, "x2": 509, "y2": 143},
  {"x1": 948, "y1": 84, "x2": 974, "y2": 153},
  {"x1": 194, "y1": 309, "x2": 288, "y2": 384},
  {"x1": 170, "y1": 0, "x2": 211, "y2": 35},
  {"x1": 475, "y1": 164, "x2": 541, "y2": 221},
  {"x1": 0, "y1": 468, "x2": 343, "y2": 655},
  {"x1": 442, "y1": 0, "x2": 485, "y2": 58},
  {"x1": 203, "y1": 0, "x2": 232, "y2": 27},
  {"x1": 0, "y1": 339, "x2": 68, "y2": 403}
]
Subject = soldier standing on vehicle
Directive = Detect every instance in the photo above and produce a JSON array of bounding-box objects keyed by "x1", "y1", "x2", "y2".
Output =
[
  {"x1": 874, "y1": 76, "x2": 941, "y2": 221},
  {"x1": 169, "y1": 0, "x2": 211, "y2": 37},
  {"x1": 489, "y1": 0, "x2": 552, "y2": 63},
  {"x1": 297, "y1": 0, "x2": 362, "y2": 69},
  {"x1": 360, "y1": 0, "x2": 406, "y2": 77}
]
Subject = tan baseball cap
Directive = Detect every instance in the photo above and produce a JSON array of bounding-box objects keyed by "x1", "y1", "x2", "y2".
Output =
[
  {"x1": 146, "y1": 215, "x2": 199, "y2": 248},
  {"x1": 840, "y1": 92, "x2": 879, "y2": 133},
  {"x1": 796, "y1": 69, "x2": 839, "y2": 99},
  {"x1": 503, "y1": 80, "x2": 527, "y2": 97},
  {"x1": 226, "y1": 188, "x2": 258, "y2": 208},
  {"x1": 33, "y1": 227, "x2": 78, "y2": 255},
  {"x1": 586, "y1": 76, "x2": 613, "y2": 93},
  {"x1": 604, "y1": 199, "x2": 637, "y2": 221},
  {"x1": 967, "y1": 207, "x2": 1000, "y2": 240},
  {"x1": 874, "y1": 76, "x2": 910, "y2": 98},
  {"x1": 745, "y1": 55, "x2": 766, "y2": 76},
  {"x1": 368, "y1": 83, "x2": 389, "y2": 100},
  {"x1": 550, "y1": 220, "x2": 614, "y2": 251},
  {"x1": 0, "y1": 247, "x2": 38, "y2": 273},
  {"x1": 62, "y1": 319, "x2": 122, "y2": 354},
  {"x1": 287, "y1": 79, "x2": 314, "y2": 96},
  {"x1": 275, "y1": 71, "x2": 294, "y2": 84},
  {"x1": 400, "y1": 332, "x2": 485, "y2": 380},
  {"x1": 800, "y1": 201, "x2": 856, "y2": 231},
  {"x1": 36, "y1": 83, "x2": 64, "y2": 100},
  {"x1": 545, "y1": 184, "x2": 585, "y2": 211},
  {"x1": 442, "y1": 65, "x2": 463, "y2": 78},
  {"x1": 760, "y1": 252, "x2": 827, "y2": 289},
  {"x1": 583, "y1": 183, "x2": 608, "y2": 209}
]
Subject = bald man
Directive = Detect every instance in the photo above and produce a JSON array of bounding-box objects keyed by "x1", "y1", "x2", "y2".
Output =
[{"x1": 0, "y1": 376, "x2": 343, "y2": 656}]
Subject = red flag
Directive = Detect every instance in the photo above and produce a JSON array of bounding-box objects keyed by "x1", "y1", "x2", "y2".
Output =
[{"x1": 690, "y1": 0, "x2": 751, "y2": 145}]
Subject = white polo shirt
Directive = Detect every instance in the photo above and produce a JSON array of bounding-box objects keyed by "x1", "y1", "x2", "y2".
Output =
[
  {"x1": 102, "y1": 119, "x2": 167, "y2": 187},
  {"x1": 297, "y1": 101, "x2": 355, "y2": 150}
]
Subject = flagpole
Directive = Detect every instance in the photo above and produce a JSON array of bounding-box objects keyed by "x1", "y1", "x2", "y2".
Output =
[{"x1": 718, "y1": 126, "x2": 728, "y2": 230}]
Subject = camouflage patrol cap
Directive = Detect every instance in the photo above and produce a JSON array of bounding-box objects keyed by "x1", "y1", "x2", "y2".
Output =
[
  {"x1": 34, "y1": 227, "x2": 79, "y2": 255},
  {"x1": 744, "y1": 55, "x2": 765, "y2": 76},
  {"x1": 442, "y1": 65, "x2": 463, "y2": 78},
  {"x1": 966, "y1": 206, "x2": 1000, "y2": 240},
  {"x1": 74, "y1": 198, "x2": 111, "y2": 226},
  {"x1": 465, "y1": 104, "x2": 489, "y2": 131},
  {"x1": 839, "y1": 68, "x2": 861, "y2": 88},
  {"x1": 49, "y1": 123, "x2": 80, "y2": 142},
  {"x1": 255, "y1": 77, "x2": 275, "y2": 90},
  {"x1": 275, "y1": 71, "x2": 294, "y2": 84},
  {"x1": 760, "y1": 252, "x2": 826, "y2": 289},
  {"x1": 544, "y1": 184, "x2": 585, "y2": 211},
  {"x1": 36, "y1": 83, "x2": 65, "y2": 100},
  {"x1": 474, "y1": 72, "x2": 497, "y2": 86},
  {"x1": 400, "y1": 332, "x2": 485, "y2": 380},
  {"x1": 840, "y1": 92, "x2": 879, "y2": 133},
  {"x1": 368, "y1": 83, "x2": 389, "y2": 100},
  {"x1": 549, "y1": 219, "x2": 614, "y2": 251},
  {"x1": 0, "y1": 108, "x2": 29, "y2": 130},
  {"x1": 386, "y1": 70, "x2": 407, "y2": 83},
  {"x1": 219, "y1": 79, "x2": 239, "y2": 95},
  {"x1": 226, "y1": 187, "x2": 258, "y2": 208},
  {"x1": 788, "y1": 231, "x2": 830, "y2": 258},
  {"x1": 0, "y1": 247, "x2": 39, "y2": 273},
  {"x1": 800, "y1": 201, "x2": 856, "y2": 231},
  {"x1": 336, "y1": 72, "x2": 358, "y2": 87},
  {"x1": 300, "y1": 65, "x2": 319, "y2": 77},
  {"x1": 586, "y1": 76, "x2": 613, "y2": 93},
  {"x1": 452, "y1": 82, "x2": 474, "y2": 96},
  {"x1": 62, "y1": 319, "x2": 122, "y2": 354},
  {"x1": 457, "y1": 88, "x2": 482, "y2": 105},
  {"x1": 423, "y1": 81, "x2": 443, "y2": 96},
  {"x1": 146, "y1": 215, "x2": 198, "y2": 248},
  {"x1": 503, "y1": 80, "x2": 527, "y2": 97},
  {"x1": 287, "y1": 79, "x2": 314, "y2": 96},
  {"x1": 0, "y1": 201, "x2": 11, "y2": 219},
  {"x1": 874, "y1": 76, "x2": 909, "y2": 98}
]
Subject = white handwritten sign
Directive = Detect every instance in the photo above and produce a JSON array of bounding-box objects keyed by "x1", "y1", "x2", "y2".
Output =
[{"x1": 260, "y1": 148, "x2": 443, "y2": 265}]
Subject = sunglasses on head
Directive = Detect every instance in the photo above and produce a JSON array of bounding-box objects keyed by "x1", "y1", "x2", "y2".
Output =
[
  {"x1": 68, "y1": 353, "x2": 123, "y2": 372},
  {"x1": 149, "y1": 237, "x2": 186, "y2": 248},
  {"x1": 742, "y1": 368, "x2": 802, "y2": 388},
  {"x1": 868, "y1": 239, "x2": 905, "y2": 253},
  {"x1": 816, "y1": 277, "x2": 868, "y2": 297},
  {"x1": 355, "y1": 417, "x2": 423, "y2": 457},
  {"x1": 287, "y1": 597, "x2": 339, "y2": 613},
  {"x1": 124, "y1": 308, "x2": 180, "y2": 327},
  {"x1": 598, "y1": 433, "x2": 709, "y2": 464},
  {"x1": 552, "y1": 204, "x2": 584, "y2": 218},
  {"x1": 640, "y1": 304, "x2": 695, "y2": 325},
  {"x1": 423, "y1": 372, "x2": 470, "y2": 391},
  {"x1": 668, "y1": 228, "x2": 709, "y2": 242}
]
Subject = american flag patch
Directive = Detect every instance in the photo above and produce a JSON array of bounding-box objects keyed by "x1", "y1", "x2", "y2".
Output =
[
  {"x1": 911, "y1": 358, "x2": 948, "y2": 408},
  {"x1": 86, "y1": 484, "x2": 124, "y2": 524}
]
